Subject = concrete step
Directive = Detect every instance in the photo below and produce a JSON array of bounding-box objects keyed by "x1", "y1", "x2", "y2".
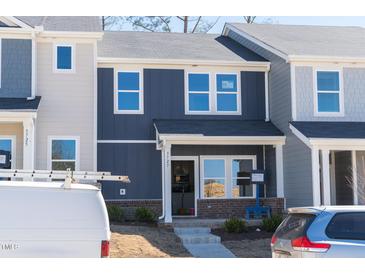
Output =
[
  {"x1": 184, "y1": 243, "x2": 236, "y2": 258},
  {"x1": 178, "y1": 233, "x2": 221, "y2": 244},
  {"x1": 174, "y1": 227, "x2": 211, "y2": 235}
]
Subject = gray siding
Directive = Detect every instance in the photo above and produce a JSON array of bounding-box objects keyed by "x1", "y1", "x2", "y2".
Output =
[
  {"x1": 227, "y1": 29, "x2": 314, "y2": 207},
  {"x1": 265, "y1": 145, "x2": 277, "y2": 197},
  {"x1": 296, "y1": 66, "x2": 365, "y2": 121},
  {"x1": 98, "y1": 143, "x2": 162, "y2": 200},
  {"x1": 97, "y1": 68, "x2": 266, "y2": 140},
  {"x1": 0, "y1": 39, "x2": 31, "y2": 98}
]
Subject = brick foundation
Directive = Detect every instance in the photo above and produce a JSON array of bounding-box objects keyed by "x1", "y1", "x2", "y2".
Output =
[
  {"x1": 106, "y1": 200, "x2": 162, "y2": 221},
  {"x1": 197, "y1": 198, "x2": 285, "y2": 219}
]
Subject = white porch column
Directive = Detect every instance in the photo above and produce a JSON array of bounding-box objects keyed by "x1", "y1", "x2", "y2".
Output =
[
  {"x1": 321, "y1": 149, "x2": 331, "y2": 205},
  {"x1": 275, "y1": 144, "x2": 284, "y2": 198},
  {"x1": 352, "y1": 151, "x2": 359, "y2": 205},
  {"x1": 23, "y1": 118, "x2": 35, "y2": 170},
  {"x1": 163, "y1": 142, "x2": 172, "y2": 223},
  {"x1": 311, "y1": 148, "x2": 321, "y2": 206}
]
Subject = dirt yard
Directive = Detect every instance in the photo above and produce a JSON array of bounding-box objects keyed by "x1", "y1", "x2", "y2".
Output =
[{"x1": 110, "y1": 224, "x2": 191, "y2": 258}]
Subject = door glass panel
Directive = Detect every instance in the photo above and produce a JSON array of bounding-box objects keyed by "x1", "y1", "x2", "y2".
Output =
[{"x1": 0, "y1": 139, "x2": 12, "y2": 169}]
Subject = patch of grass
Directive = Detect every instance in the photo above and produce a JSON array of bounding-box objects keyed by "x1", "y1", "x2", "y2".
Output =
[
  {"x1": 224, "y1": 217, "x2": 247, "y2": 233},
  {"x1": 262, "y1": 215, "x2": 283, "y2": 232},
  {"x1": 107, "y1": 204, "x2": 124, "y2": 223},
  {"x1": 135, "y1": 207, "x2": 156, "y2": 223}
]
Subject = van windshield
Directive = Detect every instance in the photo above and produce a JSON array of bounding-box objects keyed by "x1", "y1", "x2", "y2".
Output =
[{"x1": 274, "y1": 213, "x2": 316, "y2": 240}]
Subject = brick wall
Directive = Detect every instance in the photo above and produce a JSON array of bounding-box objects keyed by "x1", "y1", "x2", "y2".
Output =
[
  {"x1": 106, "y1": 200, "x2": 162, "y2": 221},
  {"x1": 197, "y1": 198, "x2": 285, "y2": 219}
]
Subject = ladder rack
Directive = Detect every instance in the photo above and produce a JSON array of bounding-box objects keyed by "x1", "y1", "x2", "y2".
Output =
[{"x1": 0, "y1": 169, "x2": 130, "y2": 188}]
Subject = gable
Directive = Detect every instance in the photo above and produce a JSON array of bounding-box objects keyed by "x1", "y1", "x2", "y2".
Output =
[{"x1": 0, "y1": 17, "x2": 33, "y2": 29}]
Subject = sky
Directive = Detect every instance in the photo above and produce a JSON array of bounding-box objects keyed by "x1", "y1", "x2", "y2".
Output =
[{"x1": 117, "y1": 16, "x2": 365, "y2": 34}]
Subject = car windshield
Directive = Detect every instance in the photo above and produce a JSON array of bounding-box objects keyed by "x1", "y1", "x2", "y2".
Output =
[{"x1": 274, "y1": 213, "x2": 316, "y2": 240}]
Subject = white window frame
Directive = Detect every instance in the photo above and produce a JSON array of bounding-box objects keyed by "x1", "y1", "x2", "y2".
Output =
[
  {"x1": 185, "y1": 72, "x2": 211, "y2": 114},
  {"x1": 313, "y1": 68, "x2": 344, "y2": 117},
  {"x1": 0, "y1": 135, "x2": 16, "y2": 169},
  {"x1": 200, "y1": 155, "x2": 256, "y2": 199},
  {"x1": 53, "y1": 43, "x2": 75, "y2": 73},
  {"x1": 215, "y1": 72, "x2": 241, "y2": 115},
  {"x1": 47, "y1": 136, "x2": 80, "y2": 171},
  {"x1": 185, "y1": 71, "x2": 241, "y2": 115},
  {"x1": 114, "y1": 70, "x2": 144, "y2": 114}
]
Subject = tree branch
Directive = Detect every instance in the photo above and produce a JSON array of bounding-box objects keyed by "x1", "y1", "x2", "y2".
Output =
[
  {"x1": 158, "y1": 16, "x2": 171, "y2": 32},
  {"x1": 191, "y1": 16, "x2": 202, "y2": 33},
  {"x1": 132, "y1": 21, "x2": 156, "y2": 32},
  {"x1": 204, "y1": 16, "x2": 220, "y2": 33}
]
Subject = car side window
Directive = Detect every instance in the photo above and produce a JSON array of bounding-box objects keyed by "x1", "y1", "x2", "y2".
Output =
[{"x1": 326, "y1": 212, "x2": 365, "y2": 240}]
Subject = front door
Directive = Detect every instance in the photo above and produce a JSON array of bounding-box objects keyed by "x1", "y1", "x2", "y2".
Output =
[{"x1": 171, "y1": 160, "x2": 196, "y2": 216}]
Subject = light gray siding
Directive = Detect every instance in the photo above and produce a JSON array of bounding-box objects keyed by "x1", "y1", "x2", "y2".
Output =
[
  {"x1": 0, "y1": 39, "x2": 31, "y2": 97},
  {"x1": 227, "y1": 29, "x2": 314, "y2": 207},
  {"x1": 296, "y1": 66, "x2": 365, "y2": 121}
]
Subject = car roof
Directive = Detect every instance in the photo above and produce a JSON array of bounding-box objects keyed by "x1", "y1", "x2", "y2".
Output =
[
  {"x1": 289, "y1": 206, "x2": 365, "y2": 214},
  {"x1": 0, "y1": 181, "x2": 99, "y2": 191}
]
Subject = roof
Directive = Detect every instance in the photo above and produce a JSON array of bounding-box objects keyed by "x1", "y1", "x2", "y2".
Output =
[
  {"x1": 0, "y1": 96, "x2": 41, "y2": 111},
  {"x1": 98, "y1": 31, "x2": 267, "y2": 62},
  {"x1": 154, "y1": 119, "x2": 284, "y2": 137},
  {"x1": 290, "y1": 121, "x2": 365, "y2": 139},
  {"x1": 15, "y1": 16, "x2": 102, "y2": 32},
  {"x1": 228, "y1": 23, "x2": 365, "y2": 59}
]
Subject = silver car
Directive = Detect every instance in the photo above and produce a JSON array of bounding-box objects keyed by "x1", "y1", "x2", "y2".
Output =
[{"x1": 271, "y1": 206, "x2": 365, "y2": 258}]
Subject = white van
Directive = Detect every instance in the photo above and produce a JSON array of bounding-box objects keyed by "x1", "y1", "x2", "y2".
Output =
[{"x1": 0, "y1": 181, "x2": 110, "y2": 258}]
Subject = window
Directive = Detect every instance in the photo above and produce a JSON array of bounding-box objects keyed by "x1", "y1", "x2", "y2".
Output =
[
  {"x1": 54, "y1": 44, "x2": 74, "y2": 72},
  {"x1": 187, "y1": 73, "x2": 210, "y2": 112},
  {"x1": 201, "y1": 156, "x2": 256, "y2": 199},
  {"x1": 315, "y1": 70, "x2": 342, "y2": 114},
  {"x1": 186, "y1": 72, "x2": 241, "y2": 115},
  {"x1": 326, "y1": 212, "x2": 365, "y2": 240},
  {"x1": 202, "y1": 159, "x2": 225, "y2": 198},
  {"x1": 49, "y1": 137, "x2": 79, "y2": 171},
  {"x1": 115, "y1": 71, "x2": 143, "y2": 114},
  {"x1": 216, "y1": 74, "x2": 238, "y2": 112},
  {"x1": 231, "y1": 159, "x2": 254, "y2": 198}
]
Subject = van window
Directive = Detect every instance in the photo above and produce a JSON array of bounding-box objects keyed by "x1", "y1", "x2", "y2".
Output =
[
  {"x1": 326, "y1": 212, "x2": 365, "y2": 240},
  {"x1": 274, "y1": 213, "x2": 316, "y2": 240}
]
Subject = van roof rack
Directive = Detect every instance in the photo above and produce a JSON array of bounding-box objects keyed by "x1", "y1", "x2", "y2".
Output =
[{"x1": 0, "y1": 169, "x2": 130, "y2": 189}]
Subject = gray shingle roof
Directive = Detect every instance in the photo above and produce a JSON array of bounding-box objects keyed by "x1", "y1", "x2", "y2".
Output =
[
  {"x1": 0, "y1": 96, "x2": 41, "y2": 111},
  {"x1": 154, "y1": 119, "x2": 283, "y2": 137},
  {"x1": 98, "y1": 31, "x2": 267, "y2": 62},
  {"x1": 229, "y1": 23, "x2": 365, "y2": 58},
  {"x1": 290, "y1": 121, "x2": 365, "y2": 139},
  {"x1": 16, "y1": 16, "x2": 102, "y2": 32}
]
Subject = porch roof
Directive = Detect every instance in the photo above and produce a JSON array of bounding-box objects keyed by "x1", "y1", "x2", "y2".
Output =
[
  {"x1": 0, "y1": 96, "x2": 41, "y2": 111},
  {"x1": 290, "y1": 121, "x2": 365, "y2": 139},
  {"x1": 154, "y1": 119, "x2": 284, "y2": 137}
]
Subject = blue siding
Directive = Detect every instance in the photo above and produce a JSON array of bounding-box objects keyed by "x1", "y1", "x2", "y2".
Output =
[{"x1": 0, "y1": 39, "x2": 32, "y2": 98}]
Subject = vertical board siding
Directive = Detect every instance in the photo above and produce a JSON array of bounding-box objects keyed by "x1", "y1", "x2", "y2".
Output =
[
  {"x1": 241, "y1": 71, "x2": 266, "y2": 120},
  {"x1": 98, "y1": 143, "x2": 162, "y2": 200},
  {"x1": 0, "y1": 39, "x2": 31, "y2": 97},
  {"x1": 228, "y1": 29, "x2": 314, "y2": 206}
]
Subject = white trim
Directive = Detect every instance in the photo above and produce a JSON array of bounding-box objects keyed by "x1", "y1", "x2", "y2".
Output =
[
  {"x1": 1, "y1": 17, "x2": 34, "y2": 29},
  {"x1": 53, "y1": 43, "x2": 75, "y2": 73},
  {"x1": 47, "y1": 136, "x2": 80, "y2": 171},
  {"x1": 275, "y1": 144, "x2": 284, "y2": 198},
  {"x1": 288, "y1": 55, "x2": 365, "y2": 64},
  {"x1": 290, "y1": 63, "x2": 297, "y2": 121},
  {"x1": 163, "y1": 143, "x2": 172, "y2": 223},
  {"x1": 0, "y1": 135, "x2": 16, "y2": 169},
  {"x1": 200, "y1": 155, "x2": 257, "y2": 199},
  {"x1": 321, "y1": 149, "x2": 331, "y2": 205},
  {"x1": 330, "y1": 151, "x2": 337, "y2": 205},
  {"x1": 311, "y1": 148, "x2": 321, "y2": 206},
  {"x1": 31, "y1": 33, "x2": 36, "y2": 97},
  {"x1": 93, "y1": 40, "x2": 97, "y2": 171},
  {"x1": 114, "y1": 70, "x2": 144, "y2": 115},
  {"x1": 313, "y1": 68, "x2": 344, "y2": 117},
  {"x1": 289, "y1": 124, "x2": 313, "y2": 148},
  {"x1": 97, "y1": 57, "x2": 270, "y2": 70},
  {"x1": 224, "y1": 24, "x2": 289, "y2": 62},
  {"x1": 0, "y1": 38, "x2": 2, "y2": 89},
  {"x1": 264, "y1": 71, "x2": 270, "y2": 121},
  {"x1": 97, "y1": 140, "x2": 156, "y2": 144},
  {"x1": 171, "y1": 156, "x2": 199, "y2": 217},
  {"x1": 38, "y1": 31, "x2": 103, "y2": 40},
  {"x1": 352, "y1": 150, "x2": 359, "y2": 205}
]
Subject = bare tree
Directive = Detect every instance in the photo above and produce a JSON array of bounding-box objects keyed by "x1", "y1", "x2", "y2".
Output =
[
  {"x1": 243, "y1": 16, "x2": 257, "y2": 24},
  {"x1": 346, "y1": 167, "x2": 365, "y2": 204}
]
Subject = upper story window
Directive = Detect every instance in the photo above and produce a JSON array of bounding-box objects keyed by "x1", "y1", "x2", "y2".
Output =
[
  {"x1": 49, "y1": 137, "x2": 79, "y2": 171},
  {"x1": 315, "y1": 70, "x2": 343, "y2": 116},
  {"x1": 115, "y1": 71, "x2": 143, "y2": 114},
  {"x1": 186, "y1": 72, "x2": 241, "y2": 115},
  {"x1": 54, "y1": 44, "x2": 74, "y2": 72}
]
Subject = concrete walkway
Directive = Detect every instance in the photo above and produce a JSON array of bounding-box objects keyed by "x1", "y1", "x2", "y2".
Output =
[{"x1": 174, "y1": 227, "x2": 236, "y2": 258}]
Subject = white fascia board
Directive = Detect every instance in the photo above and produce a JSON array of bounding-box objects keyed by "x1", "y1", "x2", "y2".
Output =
[
  {"x1": 224, "y1": 24, "x2": 289, "y2": 62},
  {"x1": 0, "y1": 111, "x2": 37, "y2": 121},
  {"x1": 2, "y1": 16, "x2": 34, "y2": 29},
  {"x1": 38, "y1": 31, "x2": 104, "y2": 40},
  {"x1": 97, "y1": 57, "x2": 271, "y2": 70},
  {"x1": 289, "y1": 124, "x2": 312, "y2": 148},
  {"x1": 288, "y1": 55, "x2": 365, "y2": 64},
  {"x1": 158, "y1": 134, "x2": 286, "y2": 145}
]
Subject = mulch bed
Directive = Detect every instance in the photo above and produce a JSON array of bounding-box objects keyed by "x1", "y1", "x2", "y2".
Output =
[{"x1": 212, "y1": 227, "x2": 273, "y2": 241}]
